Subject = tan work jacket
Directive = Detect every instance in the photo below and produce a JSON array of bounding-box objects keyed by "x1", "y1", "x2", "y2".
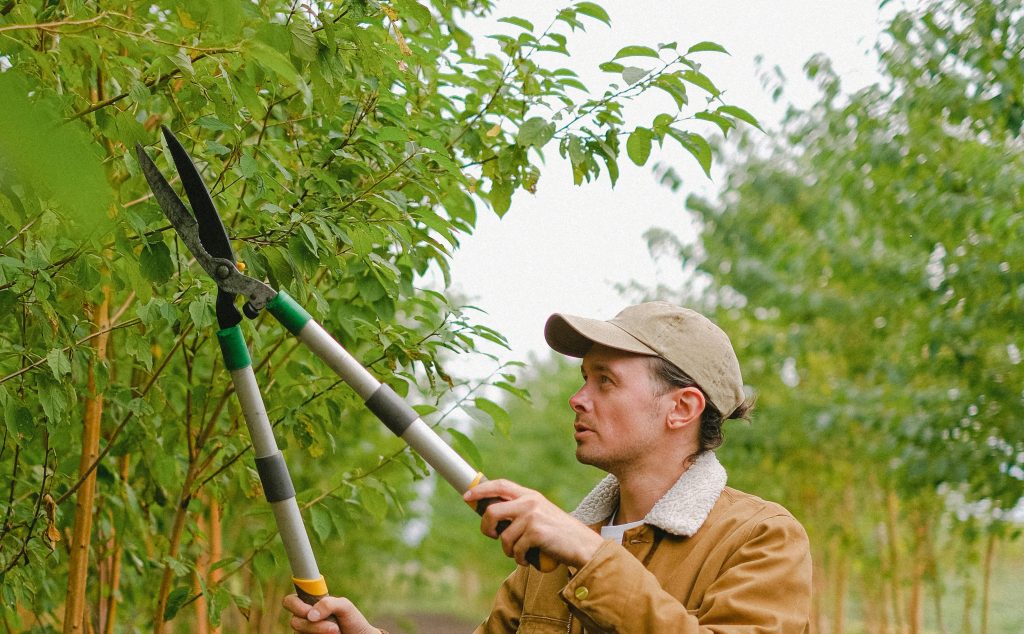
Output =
[{"x1": 474, "y1": 452, "x2": 812, "y2": 633}]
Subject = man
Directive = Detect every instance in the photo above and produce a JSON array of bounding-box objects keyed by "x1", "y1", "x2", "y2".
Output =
[{"x1": 284, "y1": 301, "x2": 812, "y2": 632}]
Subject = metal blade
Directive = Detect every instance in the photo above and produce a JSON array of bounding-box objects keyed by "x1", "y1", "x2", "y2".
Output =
[
  {"x1": 135, "y1": 142, "x2": 218, "y2": 277},
  {"x1": 160, "y1": 126, "x2": 237, "y2": 262},
  {"x1": 134, "y1": 142, "x2": 278, "y2": 317}
]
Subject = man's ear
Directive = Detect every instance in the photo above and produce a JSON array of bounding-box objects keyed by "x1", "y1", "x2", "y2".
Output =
[{"x1": 666, "y1": 386, "x2": 705, "y2": 431}]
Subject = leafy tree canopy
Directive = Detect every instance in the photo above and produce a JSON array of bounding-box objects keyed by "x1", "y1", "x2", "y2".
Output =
[{"x1": 0, "y1": 0, "x2": 754, "y2": 629}]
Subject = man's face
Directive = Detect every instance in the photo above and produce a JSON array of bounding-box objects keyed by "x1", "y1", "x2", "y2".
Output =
[{"x1": 569, "y1": 344, "x2": 673, "y2": 474}]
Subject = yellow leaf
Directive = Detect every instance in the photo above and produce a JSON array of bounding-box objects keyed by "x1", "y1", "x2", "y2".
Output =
[
  {"x1": 176, "y1": 9, "x2": 198, "y2": 29},
  {"x1": 486, "y1": 123, "x2": 501, "y2": 137}
]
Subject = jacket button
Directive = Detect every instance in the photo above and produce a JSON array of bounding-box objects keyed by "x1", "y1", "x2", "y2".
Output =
[{"x1": 574, "y1": 586, "x2": 589, "y2": 601}]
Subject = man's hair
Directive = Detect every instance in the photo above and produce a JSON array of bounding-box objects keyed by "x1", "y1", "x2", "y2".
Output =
[{"x1": 646, "y1": 357, "x2": 754, "y2": 455}]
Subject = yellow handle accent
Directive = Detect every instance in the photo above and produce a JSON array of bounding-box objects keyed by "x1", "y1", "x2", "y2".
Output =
[
  {"x1": 464, "y1": 472, "x2": 485, "y2": 508},
  {"x1": 292, "y1": 575, "x2": 328, "y2": 597}
]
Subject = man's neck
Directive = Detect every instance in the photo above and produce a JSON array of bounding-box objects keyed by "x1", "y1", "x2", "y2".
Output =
[{"x1": 612, "y1": 456, "x2": 695, "y2": 525}]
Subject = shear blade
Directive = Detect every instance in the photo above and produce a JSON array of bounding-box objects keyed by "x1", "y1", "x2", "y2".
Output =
[{"x1": 160, "y1": 126, "x2": 237, "y2": 264}]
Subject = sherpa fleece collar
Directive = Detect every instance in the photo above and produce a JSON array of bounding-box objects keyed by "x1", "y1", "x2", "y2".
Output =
[{"x1": 570, "y1": 451, "x2": 728, "y2": 537}]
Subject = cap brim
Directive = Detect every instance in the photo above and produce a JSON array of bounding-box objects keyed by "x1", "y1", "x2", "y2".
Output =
[{"x1": 544, "y1": 313, "x2": 658, "y2": 358}]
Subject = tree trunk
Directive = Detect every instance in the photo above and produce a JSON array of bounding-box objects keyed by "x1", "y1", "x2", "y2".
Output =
[
  {"x1": 152, "y1": 464, "x2": 201, "y2": 633},
  {"x1": 884, "y1": 490, "x2": 905, "y2": 633},
  {"x1": 194, "y1": 506, "x2": 210, "y2": 634},
  {"x1": 960, "y1": 573, "x2": 975, "y2": 634},
  {"x1": 908, "y1": 516, "x2": 926, "y2": 634},
  {"x1": 830, "y1": 536, "x2": 846, "y2": 634},
  {"x1": 63, "y1": 289, "x2": 111, "y2": 634},
  {"x1": 980, "y1": 531, "x2": 996, "y2": 634},
  {"x1": 210, "y1": 499, "x2": 223, "y2": 634},
  {"x1": 811, "y1": 552, "x2": 827, "y2": 633}
]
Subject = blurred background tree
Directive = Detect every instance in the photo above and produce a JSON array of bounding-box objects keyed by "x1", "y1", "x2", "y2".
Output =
[{"x1": 421, "y1": 1, "x2": 1024, "y2": 632}]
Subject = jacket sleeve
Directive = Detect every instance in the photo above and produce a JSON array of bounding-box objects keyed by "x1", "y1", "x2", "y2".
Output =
[
  {"x1": 474, "y1": 565, "x2": 528, "y2": 634},
  {"x1": 561, "y1": 514, "x2": 812, "y2": 633}
]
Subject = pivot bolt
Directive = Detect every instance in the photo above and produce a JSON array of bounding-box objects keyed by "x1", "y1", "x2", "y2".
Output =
[{"x1": 215, "y1": 264, "x2": 231, "y2": 279}]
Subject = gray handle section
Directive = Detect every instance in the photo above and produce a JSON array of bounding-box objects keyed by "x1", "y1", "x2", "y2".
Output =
[
  {"x1": 226, "y1": 359, "x2": 321, "y2": 581},
  {"x1": 231, "y1": 366, "x2": 280, "y2": 457},
  {"x1": 290, "y1": 319, "x2": 478, "y2": 493},
  {"x1": 255, "y1": 452, "x2": 297, "y2": 503},
  {"x1": 296, "y1": 320, "x2": 380, "y2": 399},
  {"x1": 366, "y1": 383, "x2": 418, "y2": 436}
]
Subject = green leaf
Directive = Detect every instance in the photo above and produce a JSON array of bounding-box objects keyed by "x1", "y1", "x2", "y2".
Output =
[
  {"x1": 169, "y1": 51, "x2": 195, "y2": 77},
  {"x1": 75, "y1": 256, "x2": 102, "y2": 290},
  {"x1": 194, "y1": 115, "x2": 233, "y2": 132},
  {"x1": 310, "y1": 505, "x2": 332, "y2": 542},
  {"x1": 188, "y1": 293, "x2": 215, "y2": 330},
  {"x1": 497, "y1": 16, "x2": 534, "y2": 31},
  {"x1": 0, "y1": 71, "x2": 113, "y2": 230},
  {"x1": 599, "y1": 61, "x2": 624, "y2": 73},
  {"x1": 5, "y1": 405, "x2": 34, "y2": 444},
  {"x1": 686, "y1": 41, "x2": 729, "y2": 55},
  {"x1": 653, "y1": 113, "x2": 675, "y2": 136},
  {"x1": 247, "y1": 41, "x2": 301, "y2": 86},
  {"x1": 695, "y1": 110, "x2": 735, "y2": 135},
  {"x1": 626, "y1": 127, "x2": 653, "y2": 166},
  {"x1": 139, "y1": 240, "x2": 174, "y2": 285},
  {"x1": 447, "y1": 427, "x2": 483, "y2": 470},
  {"x1": 612, "y1": 45, "x2": 660, "y2": 60},
  {"x1": 474, "y1": 397, "x2": 511, "y2": 437},
  {"x1": 359, "y1": 485, "x2": 388, "y2": 522},
  {"x1": 489, "y1": 181, "x2": 513, "y2": 218},
  {"x1": 239, "y1": 152, "x2": 258, "y2": 178},
  {"x1": 290, "y1": 18, "x2": 317, "y2": 61},
  {"x1": 622, "y1": 67, "x2": 648, "y2": 86},
  {"x1": 516, "y1": 117, "x2": 556, "y2": 148},
  {"x1": 163, "y1": 586, "x2": 191, "y2": 620},
  {"x1": 394, "y1": 0, "x2": 433, "y2": 26},
  {"x1": 575, "y1": 2, "x2": 611, "y2": 25},
  {"x1": 717, "y1": 105, "x2": 764, "y2": 131},
  {"x1": 681, "y1": 70, "x2": 720, "y2": 96},
  {"x1": 670, "y1": 129, "x2": 712, "y2": 176},
  {"x1": 46, "y1": 349, "x2": 71, "y2": 380}
]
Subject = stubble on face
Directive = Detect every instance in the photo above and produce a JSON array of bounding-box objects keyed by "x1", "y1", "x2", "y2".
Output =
[{"x1": 571, "y1": 349, "x2": 669, "y2": 475}]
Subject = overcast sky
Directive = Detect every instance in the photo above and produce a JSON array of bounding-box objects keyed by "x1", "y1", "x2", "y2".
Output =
[{"x1": 442, "y1": 2, "x2": 887, "y2": 375}]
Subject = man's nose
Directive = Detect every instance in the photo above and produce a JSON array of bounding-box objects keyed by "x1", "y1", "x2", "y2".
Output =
[{"x1": 569, "y1": 385, "x2": 589, "y2": 413}]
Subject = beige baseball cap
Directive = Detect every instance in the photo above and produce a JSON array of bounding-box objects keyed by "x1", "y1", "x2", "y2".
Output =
[{"x1": 544, "y1": 301, "x2": 745, "y2": 417}]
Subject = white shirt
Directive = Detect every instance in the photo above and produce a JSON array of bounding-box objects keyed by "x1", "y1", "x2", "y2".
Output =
[{"x1": 600, "y1": 513, "x2": 645, "y2": 543}]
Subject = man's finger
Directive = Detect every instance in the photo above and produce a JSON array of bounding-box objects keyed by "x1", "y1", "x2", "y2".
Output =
[{"x1": 464, "y1": 477, "x2": 528, "y2": 502}]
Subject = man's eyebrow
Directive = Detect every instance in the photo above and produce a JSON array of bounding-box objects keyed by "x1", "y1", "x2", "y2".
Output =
[{"x1": 582, "y1": 361, "x2": 616, "y2": 376}]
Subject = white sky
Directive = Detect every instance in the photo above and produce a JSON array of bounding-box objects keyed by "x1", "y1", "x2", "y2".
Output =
[{"x1": 443, "y1": 2, "x2": 887, "y2": 374}]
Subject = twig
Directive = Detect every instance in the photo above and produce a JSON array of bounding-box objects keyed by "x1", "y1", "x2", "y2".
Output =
[
  {"x1": 1, "y1": 216, "x2": 39, "y2": 251},
  {"x1": 0, "y1": 319, "x2": 140, "y2": 386},
  {"x1": 0, "y1": 13, "x2": 107, "y2": 34}
]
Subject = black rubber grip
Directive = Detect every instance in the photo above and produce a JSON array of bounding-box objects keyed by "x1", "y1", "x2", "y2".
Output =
[
  {"x1": 475, "y1": 497, "x2": 543, "y2": 570},
  {"x1": 365, "y1": 383, "x2": 418, "y2": 436},
  {"x1": 294, "y1": 585, "x2": 339, "y2": 626},
  {"x1": 254, "y1": 452, "x2": 296, "y2": 503}
]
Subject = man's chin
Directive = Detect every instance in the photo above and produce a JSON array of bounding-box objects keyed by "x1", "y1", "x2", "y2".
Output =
[{"x1": 575, "y1": 449, "x2": 605, "y2": 470}]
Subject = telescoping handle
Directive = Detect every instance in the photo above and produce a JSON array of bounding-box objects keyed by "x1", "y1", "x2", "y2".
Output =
[
  {"x1": 216, "y1": 326, "x2": 340, "y2": 622},
  {"x1": 266, "y1": 291, "x2": 557, "y2": 573}
]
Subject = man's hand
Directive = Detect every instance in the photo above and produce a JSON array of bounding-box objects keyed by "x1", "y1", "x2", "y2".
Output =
[
  {"x1": 282, "y1": 594, "x2": 379, "y2": 634},
  {"x1": 464, "y1": 479, "x2": 605, "y2": 569}
]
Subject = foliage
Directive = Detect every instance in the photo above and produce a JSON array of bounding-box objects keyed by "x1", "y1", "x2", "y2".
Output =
[
  {"x1": 0, "y1": 0, "x2": 752, "y2": 630},
  {"x1": 640, "y1": 0, "x2": 1024, "y2": 629}
]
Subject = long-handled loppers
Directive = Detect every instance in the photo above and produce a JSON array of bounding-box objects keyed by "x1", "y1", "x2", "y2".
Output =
[{"x1": 135, "y1": 127, "x2": 553, "y2": 612}]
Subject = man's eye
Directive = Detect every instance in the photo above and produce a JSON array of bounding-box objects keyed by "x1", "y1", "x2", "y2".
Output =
[{"x1": 599, "y1": 375, "x2": 612, "y2": 384}]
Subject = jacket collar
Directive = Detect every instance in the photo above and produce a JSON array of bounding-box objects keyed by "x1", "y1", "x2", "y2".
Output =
[{"x1": 570, "y1": 451, "x2": 728, "y2": 537}]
